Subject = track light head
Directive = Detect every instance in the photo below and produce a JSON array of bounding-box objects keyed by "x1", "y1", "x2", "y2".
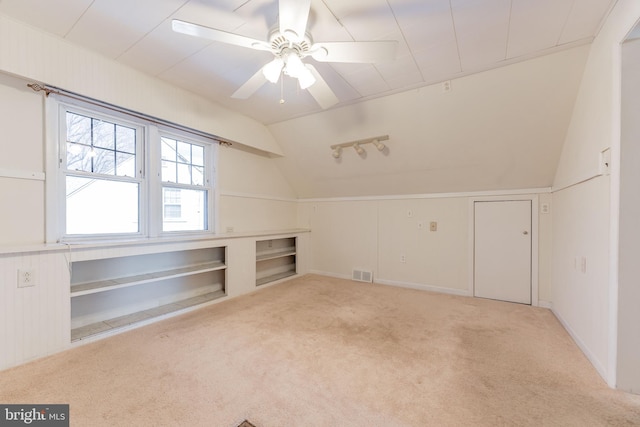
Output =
[
  {"x1": 332, "y1": 147, "x2": 342, "y2": 159},
  {"x1": 353, "y1": 143, "x2": 365, "y2": 155},
  {"x1": 372, "y1": 139, "x2": 385, "y2": 151}
]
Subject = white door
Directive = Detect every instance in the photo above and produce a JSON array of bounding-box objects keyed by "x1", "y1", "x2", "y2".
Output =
[{"x1": 474, "y1": 200, "x2": 532, "y2": 304}]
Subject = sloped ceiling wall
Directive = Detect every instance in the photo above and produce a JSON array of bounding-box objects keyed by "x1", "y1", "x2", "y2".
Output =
[{"x1": 268, "y1": 45, "x2": 590, "y2": 199}]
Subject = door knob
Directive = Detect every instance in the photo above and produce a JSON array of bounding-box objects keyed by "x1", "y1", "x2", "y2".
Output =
[{"x1": 523, "y1": 231, "x2": 529, "y2": 235}]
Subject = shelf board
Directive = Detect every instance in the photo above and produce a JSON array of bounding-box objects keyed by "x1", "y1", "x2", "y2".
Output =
[
  {"x1": 71, "y1": 261, "x2": 226, "y2": 297},
  {"x1": 71, "y1": 289, "x2": 226, "y2": 342},
  {"x1": 256, "y1": 248, "x2": 296, "y2": 262},
  {"x1": 256, "y1": 270, "x2": 297, "y2": 286}
]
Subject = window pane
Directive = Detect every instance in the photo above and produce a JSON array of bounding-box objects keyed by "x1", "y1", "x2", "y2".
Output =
[
  {"x1": 66, "y1": 113, "x2": 91, "y2": 145},
  {"x1": 162, "y1": 187, "x2": 206, "y2": 232},
  {"x1": 161, "y1": 160, "x2": 176, "y2": 182},
  {"x1": 177, "y1": 141, "x2": 191, "y2": 163},
  {"x1": 117, "y1": 126, "x2": 136, "y2": 153},
  {"x1": 161, "y1": 138, "x2": 176, "y2": 161},
  {"x1": 177, "y1": 163, "x2": 191, "y2": 185},
  {"x1": 192, "y1": 145, "x2": 204, "y2": 166},
  {"x1": 116, "y1": 152, "x2": 136, "y2": 177},
  {"x1": 65, "y1": 112, "x2": 137, "y2": 178},
  {"x1": 66, "y1": 176, "x2": 139, "y2": 234},
  {"x1": 93, "y1": 120, "x2": 115, "y2": 149},
  {"x1": 192, "y1": 166, "x2": 204, "y2": 185},
  {"x1": 93, "y1": 147, "x2": 115, "y2": 175},
  {"x1": 66, "y1": 143, "x2": 92, "y2": 172}
]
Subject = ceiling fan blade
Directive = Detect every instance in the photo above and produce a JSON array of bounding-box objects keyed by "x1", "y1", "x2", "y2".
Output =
[
  {"x1": 172, "y1": 19, "x2": 270, "y2": 52},
  {"x1": 231, "y1": 68, "x2": 268, "y2": 99},
  {"x1": 311, "y1": 41, "x2": 398, "y2": 63},
  {"x1": 279, "y1": 0, "x2": 311, "y2": 42},
  {"x1": 304, "y1": 64, "x2": 339, "y2": 109}
]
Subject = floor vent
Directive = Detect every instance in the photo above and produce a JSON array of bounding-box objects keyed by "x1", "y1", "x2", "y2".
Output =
[{"x1": 352, "y1": 269, "x2": 373, "y2": 283}]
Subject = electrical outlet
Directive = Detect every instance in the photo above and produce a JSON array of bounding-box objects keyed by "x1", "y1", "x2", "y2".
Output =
[
  {"x1": 226, "y1": 226, "x2": 234, "y2": 233},
  {"x1": 400, "y1": 254, "x2": 406, "y2": 263},
  {"x1": 268, "y1": 240, "x2": 273, "y2": 248},
  {"x1": 18, "y1": 269, "x2": 36, "y2": 288},
  {"x1": 430, "y1": 221, "x2": 438, "y2": 232},
  {"x1": 541, "y1": 203, "x2": 550, "y2": 214}
]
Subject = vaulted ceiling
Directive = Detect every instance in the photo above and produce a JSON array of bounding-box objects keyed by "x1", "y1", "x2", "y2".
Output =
[{"x1": 0, "y1": 0, "x2": 616, "y2": 125}]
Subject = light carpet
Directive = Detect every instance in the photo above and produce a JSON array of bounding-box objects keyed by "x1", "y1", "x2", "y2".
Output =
[{"x1": 1, "y1": 274, "x2": 639, "y2": 426}]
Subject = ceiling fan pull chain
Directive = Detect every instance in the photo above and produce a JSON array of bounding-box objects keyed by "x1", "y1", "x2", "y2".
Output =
[{"x1": 280, "y1": 76, "x2": 285, "y2": 104}]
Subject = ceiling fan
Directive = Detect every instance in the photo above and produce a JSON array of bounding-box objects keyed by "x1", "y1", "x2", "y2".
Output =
[{"x1": 172, "y1": 0, "x2": 398, "y2": 109}]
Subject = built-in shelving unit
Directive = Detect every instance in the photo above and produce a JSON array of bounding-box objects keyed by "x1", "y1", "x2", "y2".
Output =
[
  {"x1": 255, "y1": 237, "x2": 296, "y2": 286},
  {"x1": 70, "y1": 247, "x2": 226, "y2": 342}
]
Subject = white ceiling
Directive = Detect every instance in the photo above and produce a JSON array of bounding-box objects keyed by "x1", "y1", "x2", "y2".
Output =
[{"x1": 0, "y1": 0, "x2": 616, "y2": 125}]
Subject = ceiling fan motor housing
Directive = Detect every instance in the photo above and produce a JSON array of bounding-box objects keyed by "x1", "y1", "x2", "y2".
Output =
[{"x1": 269, "y1": 29, "x2": 312, "y2": 58}]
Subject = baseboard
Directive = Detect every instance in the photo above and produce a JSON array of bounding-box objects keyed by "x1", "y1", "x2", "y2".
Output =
[
  {"x1": 551, "y1": 308, "x2": 608, "y2": 382},
  {"x1": 309, "y1": 270, "x2": 352, "y2": 281},
  {"x1": 537, "y1": 300, "x2": 553, "y2": 309},
  {"x1": 310, "y1": 270, "x2": 471, "y2": 297},
  {"x1": 375, "y1": 278, "x2": 471, "y2": 297}
]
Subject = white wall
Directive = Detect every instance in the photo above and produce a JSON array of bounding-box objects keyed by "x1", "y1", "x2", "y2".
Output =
[
  {"x1": 299, "y1": 190, "x2": 552, "y2": 302},
  {"x1": 551, "y1": 0, "x2": 640, "y2": 389},
  {"x1": 0, "y1": 73, "x2": 44, "y2": 245},
  {"x1": 551, "y1": 177, "x2": 610, "y2": 377},
  {"x1": 618, "y1": 37, "x2": 640, "y2": 393},
  {"x1": 217, "y1": 144, "x2": 297, "y2": 233},
  {"x1": 298, "y1": 200, "x2": 379, "y2": 280}
]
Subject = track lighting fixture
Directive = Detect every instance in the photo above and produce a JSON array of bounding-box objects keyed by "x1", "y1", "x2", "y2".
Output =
[{"x1": 329, "y1": 135, "x2": 390, "y2": 159}]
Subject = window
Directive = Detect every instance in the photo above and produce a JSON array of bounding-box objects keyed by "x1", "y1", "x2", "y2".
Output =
[
  {"x1": 64, "y1": 112, "x2": 142, "y2": 235},
  {"x1": 56, "y1": 102, "x2": 217, "y2": 240},
  {"x1": 160, "y1": 136, "x2": 208, "y2": 232}
]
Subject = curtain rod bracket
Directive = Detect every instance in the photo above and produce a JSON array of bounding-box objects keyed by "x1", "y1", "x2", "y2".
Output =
[{"x1": 27, "y1": 83, "x2": 55, "y2": 97}]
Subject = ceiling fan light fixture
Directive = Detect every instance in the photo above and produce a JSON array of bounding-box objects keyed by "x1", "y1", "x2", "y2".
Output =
[
  {"x1": 298, "y1": 66, "x2": 316, "y2": 89},
  {"x1": 283, "y1": 51, "x2": 306, "y2": 78},
  {"x1": 263, "y1": 58, "x2": 284, "y2": 83}
]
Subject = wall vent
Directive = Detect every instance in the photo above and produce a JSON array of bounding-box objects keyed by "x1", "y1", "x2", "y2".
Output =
[{"x1": 352, "y1": 269, "x2": 373, "y2": 283}]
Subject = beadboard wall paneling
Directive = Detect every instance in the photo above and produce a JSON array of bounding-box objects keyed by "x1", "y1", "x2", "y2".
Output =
[
  {"x1": 218, "y1": 194, "x2": 298, "y2": 233},
  {"x1": 0, "y1": 251, "x2": 70, "y2": 370}
]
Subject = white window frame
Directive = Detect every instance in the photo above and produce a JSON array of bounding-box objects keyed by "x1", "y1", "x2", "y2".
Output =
[
  {"x1": 152, "y1": 127, "x2": 216, "y2": 237},
  {"x1": 45, "y1": 96, "x2": 218, "y2": 243}
]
